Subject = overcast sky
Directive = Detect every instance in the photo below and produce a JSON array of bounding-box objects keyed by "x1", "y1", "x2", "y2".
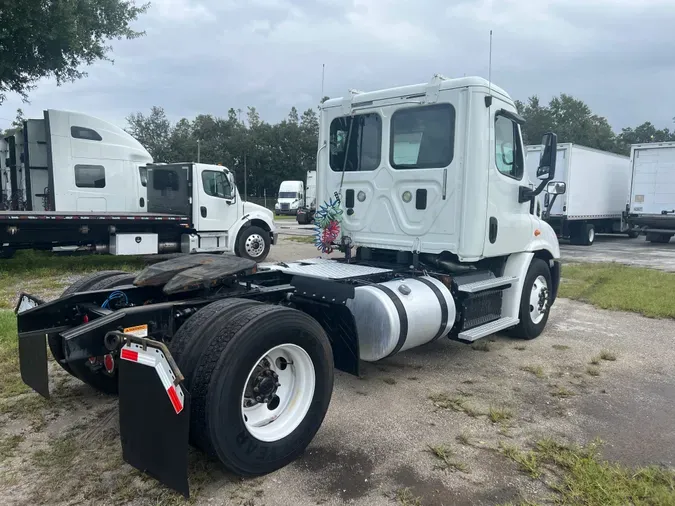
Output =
[{"x1": 2, "y1": 0, "x2": 673, "y2": 132}]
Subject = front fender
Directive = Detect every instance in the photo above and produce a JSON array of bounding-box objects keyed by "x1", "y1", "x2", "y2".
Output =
[
  {"x1": 525, "y1": 218, "x2": 560, "y2": 260},
  {"x1": 231, "y1": 211, "x2": 276, "y2": 247}
]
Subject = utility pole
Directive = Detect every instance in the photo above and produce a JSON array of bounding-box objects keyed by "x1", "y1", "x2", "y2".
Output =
[
  {"x1": 197, "y1": 139, "x2": 201, "y2": 163},
  {"x1": 244, "y1": 153, "x2": 247, "y2": 202}
]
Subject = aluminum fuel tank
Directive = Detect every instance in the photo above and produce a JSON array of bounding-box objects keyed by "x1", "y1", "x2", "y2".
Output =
[{"x1": 346, "y1": 276, "x2": 456, "y2": 362}]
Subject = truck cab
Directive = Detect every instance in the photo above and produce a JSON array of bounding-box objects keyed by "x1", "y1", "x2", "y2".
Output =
[
  {"x1": 318, "y1": 75, "x2": 560, "y2": 262},
  {"x1": 146, "y1": 163, "x2": 276, "y2": 260},
  {"x1": 275, "y1": 180, "x2": 304, "y2": 216},
  {"x1": 2, "y1": 110, "x2": 151, "y2": 213}
]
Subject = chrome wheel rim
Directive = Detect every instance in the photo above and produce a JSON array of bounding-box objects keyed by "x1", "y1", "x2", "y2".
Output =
[
  {"x1": 245, "y1": 233, "x2": 265, "y2": 258},
  {"x1": 529, "y1": 275, "x2": 549, "y2": 325}
]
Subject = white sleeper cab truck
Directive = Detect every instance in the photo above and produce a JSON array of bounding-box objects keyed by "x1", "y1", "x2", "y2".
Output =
[
  {"x1": 0, "y1": 162, "x2": 276, "y2": 261},
  {"x1": 525, "y1": 143, "x2": 633, "y2": 245},
  {"x1": 627, "y1": 142, "x2": 675, "y2": 243},
  {"x1": 1, "y1": 109, "x2": 151, "y2": 213},
  {"x1": 296, "y1": 170, "x2": 317, "y2": 224},
  {"x1": 15, "y1": 75, "x2": 563, "y2": 497},
  {"x1": 274, "y1": 180, "x2": 304, "y2": 215}
]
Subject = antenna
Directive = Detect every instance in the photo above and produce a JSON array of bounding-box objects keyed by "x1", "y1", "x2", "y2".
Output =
[
  {"x1": 321, "y1": 63, "x2": 325, "y2": 100},
  {"x1": 485, "y1": 30, "x2": 493, "y2": 108}
]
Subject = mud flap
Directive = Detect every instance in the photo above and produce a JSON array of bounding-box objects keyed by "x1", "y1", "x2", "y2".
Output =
[
  {"x1": 18, "y1": 331, "x2": 50, "y2": 399},
  {"x1": 118, "y1": 342, "x2": 191, "y2": 498}
]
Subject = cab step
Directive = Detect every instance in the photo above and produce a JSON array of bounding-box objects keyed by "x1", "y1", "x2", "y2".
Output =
[
  {"x1": 457, "y1": 316, "x2": 519, "y2": 342},
  {"x1": 457, "y1": 276, "x2": 518, "y2": 293}
]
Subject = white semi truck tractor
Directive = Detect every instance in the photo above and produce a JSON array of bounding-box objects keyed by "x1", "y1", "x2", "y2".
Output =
[{"x1": 15, "y1": 75, "x2": 564, "y2": 497}]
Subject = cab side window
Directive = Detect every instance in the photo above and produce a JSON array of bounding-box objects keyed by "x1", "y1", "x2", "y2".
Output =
[
  {"x1": 495, "y1": 115, "x2": 524, "y2": 179},
  {"x1": 202, "y1": 170, "x2": 232, "y2": 199}
]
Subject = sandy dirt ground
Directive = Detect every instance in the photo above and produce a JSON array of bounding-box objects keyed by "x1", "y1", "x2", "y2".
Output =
[{"x1": 1, "y1": 238, "x2": 673, "y2": 505}]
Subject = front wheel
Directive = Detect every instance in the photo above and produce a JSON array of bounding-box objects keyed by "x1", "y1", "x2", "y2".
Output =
[
  {"x1": 509, "y1": 258, "x2": 552, "y2": 340},
  {"x1": 237, "y1": 226, "x2": 271, "y2": 262},
  {"x1": 190, "y1": 304, "x2": 334, "y2": 475}
]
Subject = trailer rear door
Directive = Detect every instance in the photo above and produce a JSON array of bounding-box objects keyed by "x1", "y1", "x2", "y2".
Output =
[{"x1": 630, "y1": 145, "x2": 675, "y2": 215}]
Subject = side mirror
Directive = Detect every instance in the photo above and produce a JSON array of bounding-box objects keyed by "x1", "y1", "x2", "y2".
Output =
[
  {"x1": 546, "y1": 181, "x2": 566, "y2": 195},
  {"x1": 537, "y1": 132, "x2": 557, "y2": 181}
]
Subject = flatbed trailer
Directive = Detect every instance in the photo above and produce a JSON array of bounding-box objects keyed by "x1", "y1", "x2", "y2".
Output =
[{"x1": 0, "y1": 162, "x2": 277, "y2": 261}]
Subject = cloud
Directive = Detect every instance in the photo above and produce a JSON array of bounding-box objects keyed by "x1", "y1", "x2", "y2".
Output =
[{"x1": 1, "y1": 0, "x2": 673, "y2": 133}]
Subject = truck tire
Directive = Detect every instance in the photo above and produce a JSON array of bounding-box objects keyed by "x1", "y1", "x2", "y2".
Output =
[
  {"x1": 169, "y1": 298, "x2": 261, "y2": 387},
  {"x1": 575, "y1": 223, "x2": 595, "y2": 246},
  {"x1": 627, "y1": 229, "x2": 639, "y2": 239},
  {"x1": 49, "y1": 270, "x2": 131, "y2": 375},
  {"x1": 68, "y1": 273, "x2": 136, "y2": 395},
  {"x1": 509, "y1": 258, "x2": 552, "y2": 340},
  {"x1": 237, "y1": 226, "x2": 271, "y2": 262},
  {"x1": 646, "y1": 233, "x2": 671, "y2": 244},
  {"x1": 189, "y1": 304, "x2": 334, "y2": 476},
  {"x1": 0, "y1": 248, "x2": 15, "y2": 259}
]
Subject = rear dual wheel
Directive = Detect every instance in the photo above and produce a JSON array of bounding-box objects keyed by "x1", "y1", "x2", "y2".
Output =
[
  {"x1": 173, "y1": 301, "x2": 333, "y2": 475},
  {"x1": 52, "y1": 271, "x2": 135, "y2": 394}
]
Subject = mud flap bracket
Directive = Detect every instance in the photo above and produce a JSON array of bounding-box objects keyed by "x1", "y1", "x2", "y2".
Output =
[{"x1": 118, "y1": 338, "x2": 191, "y2": 498}]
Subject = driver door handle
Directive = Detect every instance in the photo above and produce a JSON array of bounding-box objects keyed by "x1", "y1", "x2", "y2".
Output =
[{"x1": 200, "y1": 206, "x2": 207, "y2": 218}]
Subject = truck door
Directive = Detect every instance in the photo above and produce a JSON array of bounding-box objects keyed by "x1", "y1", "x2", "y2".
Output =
[
  {"x1": 482, "y1": 105, "x2": 533, "y2": 257},
  {"x1": 195, "y1": 165, "x2": 239, "y2": 232}
]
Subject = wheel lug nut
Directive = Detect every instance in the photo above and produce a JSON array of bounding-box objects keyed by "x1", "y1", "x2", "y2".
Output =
[
  {"x1": 275, "y1": 382, "x2": 280, "y2": 387},
  {"x1": 253, "y1": 387, "x2": 259, "y2": 393},
  {"x1": 255, "y1": 396, "x2": 262, "y2": 402}
]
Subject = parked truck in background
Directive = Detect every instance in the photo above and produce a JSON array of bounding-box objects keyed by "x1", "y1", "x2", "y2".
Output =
[
  {"x1": 526, "y1": 143, "x2": 634, "y2": 245},
  {"x1": 626, "y1": 142, "x2": 675, "y2": 243},
  {"x1": 15, "y1": 75, "x2": 564, "y2": 497},
  {"x1": 1, "y1": 109, "x2": 151, "y2": 213},
  {"x1": 274, "y1": 180, "x2": 304, "y2": 216},
  {"x1": 0, "y1": 110, "x2": 276, "y2": 261},
  {"x1": 296, "y1": 170, "x2": 317, "y2": 224}
]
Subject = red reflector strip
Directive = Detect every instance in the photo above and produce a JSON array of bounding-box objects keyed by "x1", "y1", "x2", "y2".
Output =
[
  {"x1": 167, "y1": 385, "x2": 183, "y2": 414},
  {"x1": 120, "y1": 348, "x2": 138, "y2": 362}
]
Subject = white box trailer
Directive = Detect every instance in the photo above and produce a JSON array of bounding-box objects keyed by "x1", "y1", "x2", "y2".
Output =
[
  {"x1": 627, "y1": 142, "x2": 675, "y2": 243},
  {"x1": 296, "y1": 170, "x2": 317, "y2": 224},
  {"x1": 525, "y1": 143, "x2": 633, "y2": 245}
]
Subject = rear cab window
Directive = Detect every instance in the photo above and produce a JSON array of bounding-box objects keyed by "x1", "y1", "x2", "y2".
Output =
[
  {"x1": 390, "y1": 104, "x2": 455, "y2": 169},
  {"x1": 329, "y1": 113, "x2": 382, "y2": 172}
]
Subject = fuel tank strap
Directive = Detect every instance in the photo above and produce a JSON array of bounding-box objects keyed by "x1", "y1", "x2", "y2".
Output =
[
  {"x1": 416, "y1": 277, "x2": 449, "y2": 341},
  {"x1": 373, "y1": 284, "x2": 408, "y2": 358}
]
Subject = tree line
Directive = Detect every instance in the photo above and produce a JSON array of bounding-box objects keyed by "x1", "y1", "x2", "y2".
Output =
[
  {"x1": 126, "y1": 105, "x2": 323, "y2": 198},
  {"x1": 127, "y1": 94, "x2": 674, "y2": 197}
]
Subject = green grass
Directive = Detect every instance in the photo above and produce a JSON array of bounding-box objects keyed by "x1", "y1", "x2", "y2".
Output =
[
  {"x1": 553, "y1": 344, "x2": 570, "y2": 351},
  {"x1": 287, "y1": 235, "x2": 316, "y2": 244},
  {"x1": 488, "y1": 406, "x2": 514, "y2": 424},
  {"x1": 394, "y1": 487, "x2": 422, "y2": 506},
  {"x1": 560, "y1": 263, "x2": 675, "y2": 318},
  {"x1": 587, "y1": 366, "x2": 601, "y2": 377},
  {"x1": 590, "y1": 355, "x2": 601, "y2": 365},
  {"x1": 551, "y1": 386, "x2": 576, "y2": 398},
  {"x1": 536, "y1": 438, "x2": 675, "y2": 506},
  {"x1": 0, "y1": 250, "x2": 145, "y2": 309},
  {"x1": 499, "y1": 441, "x2": 541, "y2": 478},
  {"x1": 0, "y1": 434, "x2": 24, "y2": 459},
  {"x1": 600, "y1": 350, "x2": 617, "y2": 361},
  {"x1": 426, "y1": 444, "x2": 468, "y2": 473},
  {"x1": 428, "y1": 392, "x2": 483, "y2": 417},
  {"x1": 0, "y1": 310, "x2": 28, "y2": 398},
  {"x1": 520, "y1": 365, "x2": 545, "y2": 379}
]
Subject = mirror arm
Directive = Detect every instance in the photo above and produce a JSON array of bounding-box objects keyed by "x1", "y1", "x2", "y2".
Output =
[
  {"x1": 518, "y1": 179, "x2": 548, "y2": 203},
  {"x1": 544, "y1": 194, "x2": 558, "y2": 220}
]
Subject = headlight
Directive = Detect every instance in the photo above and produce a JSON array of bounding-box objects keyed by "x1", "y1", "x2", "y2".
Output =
[{"x1": 275, "y1": 203, "x2": 280, "y2": 209}]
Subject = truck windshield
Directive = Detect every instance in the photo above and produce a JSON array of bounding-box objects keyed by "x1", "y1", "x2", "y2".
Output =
[{"x1": 279, "y1": 192, "x2": 298, "y2": 199}]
